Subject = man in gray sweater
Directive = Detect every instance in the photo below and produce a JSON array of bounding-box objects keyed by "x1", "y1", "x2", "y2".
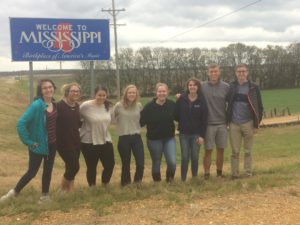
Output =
[{"x1": 202, "y1": 64, "x2": 229, "y2": 179}]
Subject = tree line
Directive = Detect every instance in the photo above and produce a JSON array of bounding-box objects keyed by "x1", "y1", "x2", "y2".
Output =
[{"x1": 76, "y1": 42, "x2": 300, "y2": 97}]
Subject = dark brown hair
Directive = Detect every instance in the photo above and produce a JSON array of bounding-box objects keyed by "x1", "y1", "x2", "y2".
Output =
[
  {"x1": 94, "y1": 85, "x2": 113, "y2": 111},
  {"x1": 207, "y1": 63, "x2": 220, "y2": 70},
  {"x1": 186, "y1": 77, "x2": 202, "y2": 96},
  {"x1": 36, "y1": 79, "x2": 56, "y2": 100},
  {"x1": 235, "y1": 63, "x2": 248, "y2": 71}
]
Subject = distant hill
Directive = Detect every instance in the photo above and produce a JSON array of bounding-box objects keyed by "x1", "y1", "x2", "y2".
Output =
[{"x1": 0, "y1": 69, "x2": 82, "y2": 77}]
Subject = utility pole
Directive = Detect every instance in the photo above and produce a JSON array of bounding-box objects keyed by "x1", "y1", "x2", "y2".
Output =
[
  {"x1": 102, "y1": 0, "x2": 125, "y2": 99},
  {"x1": 59, "y1": 61, "x2": 62, "y2": 74}
]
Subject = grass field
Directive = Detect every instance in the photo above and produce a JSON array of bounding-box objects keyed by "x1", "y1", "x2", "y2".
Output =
[
  {"x1": 12, "y1": 74, "x2": 300, "y2": 115},
  {"x1": 138, "y1": 88, "x2": 300, "y2": 117},
  {"x1": 0, "y1": 76, "x2": 300, "y2": 224},
  {"x1": 261, "y1": 88, "x2": 300, "y2": 116}
]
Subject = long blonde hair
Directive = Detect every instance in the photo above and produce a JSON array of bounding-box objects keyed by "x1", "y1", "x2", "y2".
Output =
[{"x1": 122, "y1": 84, "x2": 140, "y2": 108}]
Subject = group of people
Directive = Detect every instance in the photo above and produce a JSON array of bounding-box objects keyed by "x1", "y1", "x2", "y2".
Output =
[{"x1": 0, "y1": 63, "x2": 263, "y2": 203}]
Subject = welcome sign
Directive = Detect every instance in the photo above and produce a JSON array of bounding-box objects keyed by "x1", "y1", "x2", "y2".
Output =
[{"x1": 9, "y1": 18, "x2": 110, "y2": 61}]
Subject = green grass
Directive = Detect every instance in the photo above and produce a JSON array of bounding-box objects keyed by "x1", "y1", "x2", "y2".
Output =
[
  {"x1": 1, "y1": 156, "x2": 299, "y2": 217},
  {"x1": 140, "y1": 89, "x2": 300, "y2": 117},
  {"x1": 261, "y1": 88, "x2": 300, "y2": 115},
  {"x1": 1, "y1": 76, "x2": 300, "y2": 222},
  {"x1": 17, "y1": 75, "x2": 75, "y2": 101},
  {"x1": 15, "y1": 75, "x2": 300, "y2": 115}
]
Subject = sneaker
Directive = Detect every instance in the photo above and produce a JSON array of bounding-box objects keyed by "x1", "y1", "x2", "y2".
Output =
[
  {"x1": 231, "y1": 175, "x2": 240, "y2": 180},
  {"x1": 216, "y1": 170, "x2": 224, "y2": 178},
  {"x1": 217, "y1": 174, "x2": 226, "y2": 178},
  {"x1": 0, "y1": 189, "x2": 16, "y2": 203},
  {"x1": 204, "y1": 173, "x2": 210, "y2": 180},
  {"x1": 38, "y1": 194, "x2": 51, "y2": 204}
]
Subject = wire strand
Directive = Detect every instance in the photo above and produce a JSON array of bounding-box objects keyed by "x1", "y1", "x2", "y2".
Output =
[{"x1": 161, "y1": 0, "x2": 262, "y2": 42}]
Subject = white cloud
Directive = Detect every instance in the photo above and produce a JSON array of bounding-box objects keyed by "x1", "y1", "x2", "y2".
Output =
[{"x1": 1, "y1": 0, "x2": 300, "y2": 71}]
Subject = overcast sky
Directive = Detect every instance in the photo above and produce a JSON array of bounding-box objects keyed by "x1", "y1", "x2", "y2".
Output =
[{"x1": 1, "y1": 0, "x2": 299, "y2": 71}]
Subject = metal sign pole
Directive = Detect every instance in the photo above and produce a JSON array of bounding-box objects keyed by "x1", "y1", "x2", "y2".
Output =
[
  {"x1": 29, "y1": 61, "x2": 34, "y2": 102},
  {"x1": 90, "y1": 61, "x2": 95, "y2": 98}
]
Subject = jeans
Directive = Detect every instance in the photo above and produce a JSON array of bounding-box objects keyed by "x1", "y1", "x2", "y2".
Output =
[
  {"x1": 81, "y1": 142, "x2": 115, "y2": 186},
  {"x1": 147, "y1": 137, "x2": 176, "y2": 181},
  {"x1": 58, "y1": 148, "x2": 80, "y2": 181},
  {"x1": 118, "y1": 134, "x2": 144, "y2": 186},
  {"x1": 15, "y1": 143, "x2": 56, "y2": 194},
  {"x1": 179, "y1": 134, "x2": 201, "y2": 181}
]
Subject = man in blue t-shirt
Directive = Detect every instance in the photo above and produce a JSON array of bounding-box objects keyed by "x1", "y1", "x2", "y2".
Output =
[{"x1": 226, "y1": 63, "x2": 263, "y2": 179}]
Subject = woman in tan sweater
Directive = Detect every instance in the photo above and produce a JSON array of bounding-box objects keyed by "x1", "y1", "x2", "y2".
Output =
[{"x1": 112, "y1": 85, "x2": 144, "y2": 186}]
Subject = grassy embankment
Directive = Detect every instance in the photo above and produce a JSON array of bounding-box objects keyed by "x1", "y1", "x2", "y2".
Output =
[{"x1": 0, "y1": 76, "x2": 299, "y2": 222}]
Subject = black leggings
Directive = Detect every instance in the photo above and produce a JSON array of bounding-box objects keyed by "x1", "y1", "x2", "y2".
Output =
[
  {"x1": 81, "y1": 142, "x2": 115, "y2": 186},
  {"x1": 14, "y1": 143, "x2": 56, "y2": 194},
  {"x1": 58, "y1": 148, "x2": 80, "y2": 181}
]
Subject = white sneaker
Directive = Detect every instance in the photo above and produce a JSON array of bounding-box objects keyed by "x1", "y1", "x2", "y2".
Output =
[
  {"x1": 0, "y1": 189, "x2": 16, "y2": 203},
  {"x1": 38, "y1": 194, "x2": 51, "y2": 204}
]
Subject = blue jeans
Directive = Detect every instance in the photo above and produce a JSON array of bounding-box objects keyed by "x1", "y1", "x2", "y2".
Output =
[
  {"x1": 179, "y1": 134, "x2": 201, "y2": 181},
  {"x1": 147, "y1": 137, "x2": 176, "y2": 181}
]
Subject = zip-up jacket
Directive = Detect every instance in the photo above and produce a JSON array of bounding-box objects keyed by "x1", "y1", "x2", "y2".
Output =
[
  {"x1": 16, "y1": 98, "x2": 50, "y2": 155},
  {"x1": 175, "y1": 92, "x2": 208, "y2": 138},
  {"x1": 226, "y1": 80, "x2": 263, "y2": 128}
]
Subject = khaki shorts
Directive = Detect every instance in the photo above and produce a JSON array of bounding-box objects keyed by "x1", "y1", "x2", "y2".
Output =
[{"x1": 205, "y1": 124, "x2": 228, "y2": 150}]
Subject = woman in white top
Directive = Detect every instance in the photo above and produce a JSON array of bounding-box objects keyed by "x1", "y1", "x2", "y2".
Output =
[
  {"x1": 112, "y1": 85, "x2": 144, "y2": 186},
  {"x1": 80, "y1": 86, "x2": 115, "y2": 186}
]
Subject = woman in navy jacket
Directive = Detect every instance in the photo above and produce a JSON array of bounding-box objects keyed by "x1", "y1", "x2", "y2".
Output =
[{"x1": 175, "y1": 78, "x2": 208, "y2": 181}]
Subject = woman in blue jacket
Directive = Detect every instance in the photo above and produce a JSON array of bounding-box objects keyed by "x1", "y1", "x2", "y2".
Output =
[
  {"x1": 0, "y1": 79, "x2": 57, "y2": 203},
  {"x1": 175, "y1": 78, "x2": 208, "y2": 181}
]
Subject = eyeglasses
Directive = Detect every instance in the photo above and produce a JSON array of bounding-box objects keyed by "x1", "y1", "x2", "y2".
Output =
[
  {"x1": 69, "y1": 90, "x2": 80, "y2": 93},
  {"x1": 41, "y1": 86, "x2": 54, "y2": 90},
  {"x1": 236, "y1": 70, "x2": 247, "y2": 73}
]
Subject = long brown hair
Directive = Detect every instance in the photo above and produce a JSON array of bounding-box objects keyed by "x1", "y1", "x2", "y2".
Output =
[
  {"x1": 35, "y1": 79, "x2": 56, "y2": 100},
  {"x1": 94, "y1": 85, "x2": 113, "y2": 111}
]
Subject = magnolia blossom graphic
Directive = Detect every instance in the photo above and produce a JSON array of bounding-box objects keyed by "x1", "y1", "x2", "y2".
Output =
[{"x1": 41, "y1": 22, "x2": 75, "y2": 53}]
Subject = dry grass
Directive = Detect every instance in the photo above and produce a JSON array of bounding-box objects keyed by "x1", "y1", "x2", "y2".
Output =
[{"x1": 1, "y1": 76, "x2": 300, "y2": 225}]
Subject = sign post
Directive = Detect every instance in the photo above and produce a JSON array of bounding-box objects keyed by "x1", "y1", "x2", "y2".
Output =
[
  {"x1": 29, "y1": 62, "x2": 33, "y2": 102},
  {"x1": 90, "y1": 61, "x2": 95, "y2": 98}
]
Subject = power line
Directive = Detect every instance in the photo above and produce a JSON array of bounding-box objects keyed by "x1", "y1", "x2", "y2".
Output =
[
  {"x1": 102, "y1": 0, "x2": 126, "y2": 100},
  {"x1": 161, "y1": 0, "x2": 262, "y2": 42}
]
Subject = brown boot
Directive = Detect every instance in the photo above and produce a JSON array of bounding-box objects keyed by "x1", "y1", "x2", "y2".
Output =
[
  {"x1": 61, "y1": 177, "x2": 70, "y2": 192},
  {"x1": 68, "y1": 180, "x2": 74, "y2": 192}
]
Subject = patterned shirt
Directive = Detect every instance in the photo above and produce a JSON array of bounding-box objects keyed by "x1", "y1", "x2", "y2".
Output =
[{"x1": 47, "y1": 105, "x2": 57, "y2": 144}]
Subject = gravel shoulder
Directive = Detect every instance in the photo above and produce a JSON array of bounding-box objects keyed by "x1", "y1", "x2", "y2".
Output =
[{"x1": 1, "y1": 182, "x2": 299, "y2": 225}]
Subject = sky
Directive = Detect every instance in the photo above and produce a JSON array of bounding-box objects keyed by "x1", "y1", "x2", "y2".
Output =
[{"x1": 1, "y1": 0, "x2": 299, "y2": 71}]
